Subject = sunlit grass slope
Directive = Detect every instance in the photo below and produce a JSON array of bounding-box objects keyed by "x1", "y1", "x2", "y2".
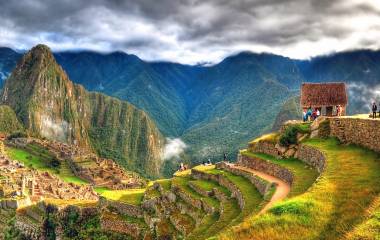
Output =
[{"x1": 219, "y1": 138, "x2": 380, "y2": 240}]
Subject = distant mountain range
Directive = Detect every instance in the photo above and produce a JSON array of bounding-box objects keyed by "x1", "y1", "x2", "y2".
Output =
[{"x1": 1, "y1": 46, "x2": 379, "y2": 170}]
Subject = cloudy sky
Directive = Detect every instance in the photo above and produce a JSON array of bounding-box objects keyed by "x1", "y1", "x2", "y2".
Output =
[{"x1": 0, "y1": 0, "x2": 379, "y2": 64}]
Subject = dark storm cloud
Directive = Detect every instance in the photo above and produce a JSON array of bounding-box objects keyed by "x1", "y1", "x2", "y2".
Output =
[{"x1": 0, "y1": 0, "x2": 379, "y2": 64}]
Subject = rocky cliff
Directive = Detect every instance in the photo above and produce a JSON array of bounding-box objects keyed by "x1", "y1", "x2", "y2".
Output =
[{"x1": 1, "y1": 44, "x2": 163, "y2": 177}]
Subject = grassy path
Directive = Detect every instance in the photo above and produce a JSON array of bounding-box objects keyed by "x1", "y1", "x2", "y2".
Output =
[
  {"x1": 219, "y1": 138, "x2": 380, "y2": 240},
  {"x1": 230, "y1": 164, "x2": 290, "y2": 214},
  {"x1": 241, "y1": 151, "x2": 318, "y2": 197}
]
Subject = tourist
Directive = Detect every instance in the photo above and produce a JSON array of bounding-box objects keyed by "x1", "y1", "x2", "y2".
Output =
[
  {"x1": 312, "y1": 109, "x2": 317, "y2": 120},
  {"x1": 223, "y1": 153, "x2": 227, "y2": 161},
  {"x1": 307, "y1": 107, "x2": 312, "y2": 121},
  {"x1": 303, "y1": 110, "x2": 307, "y2": 122},
  {"x1": 180, "y1": 162, "x2": 185, "y2": 171},
  {"x1": 316, "y1": 109, "x2": 321, "y2": 118},
  {"x1": 337, "y1": 105, "x2": 342, "y2": 117},
  {"x1": 372, "y1": 102, "x2": 377, "y2": 119}
]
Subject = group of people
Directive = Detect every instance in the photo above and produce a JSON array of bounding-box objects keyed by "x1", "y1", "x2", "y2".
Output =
[
  {"x1": 303, "y1": 107, "x2": 321, "y2": 122},
  {"x1": 178, "y1": 153, "x2": 228, "y2": 172},
  {"x1": 303, "y1": 105, "x2": 343, "y2": 122}
]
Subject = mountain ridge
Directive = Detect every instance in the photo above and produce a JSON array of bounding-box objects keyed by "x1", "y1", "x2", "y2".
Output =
[
  {"x1": 1, "y1": 46, "x2": 379, "y2": 170},
  {"x1": 1, "y1": 44, "x2": 164, "y2": 178}
]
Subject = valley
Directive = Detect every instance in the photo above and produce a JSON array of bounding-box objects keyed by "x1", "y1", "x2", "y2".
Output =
[{"x1": 2, "y1": 48, "x2": 380, "y2": 172}]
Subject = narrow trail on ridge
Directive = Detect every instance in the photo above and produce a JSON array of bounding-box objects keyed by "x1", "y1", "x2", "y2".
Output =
[{"x1": 229, "y1": 164, "x2": 291, "y2": 214}]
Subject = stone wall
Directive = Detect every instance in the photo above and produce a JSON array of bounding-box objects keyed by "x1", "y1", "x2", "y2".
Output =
[
  {"x1": 249, "y1": 141, "x2": 281, "y2": 158},
  {"x1": 237, "y1": 154, "x2": 294, "y2": 185},
  {"x1": 191, "y1": 169, "x2": 245, "y2": 210},
  {"x1": 329, "y1": 117, "x2": 380, "y2": 153},
  {"x1": 101, "y1": 216, "x2": 141, "y2": 238},
  {"x1": 216, "y1": 162, "x2": 272, "y2": 196},
  {"x1": 188, "y1": 182, "x2": 213, "y2": 197},
  {"x1": 15, "y1": 217, "x2": 41, "y2": 240},
  {"x1": 99, "y1": 197, "x2": 143, "y2": 218},
  {"x1": 0, "y1": 197, "x2": 31, "y2": 209},
  {"x1": 295, "y1": 145, "x2": 326, "y2": 173}
]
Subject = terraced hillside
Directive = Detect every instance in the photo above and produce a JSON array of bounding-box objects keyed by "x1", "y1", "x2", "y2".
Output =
[{"x1": 4, "y1": 119, "x2": 380, "y2": 240}]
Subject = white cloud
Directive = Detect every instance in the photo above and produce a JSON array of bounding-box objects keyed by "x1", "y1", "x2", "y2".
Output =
[
  {"x1": 162, "y1": 138, "x2": 187, "y2": 160},
  {"x1": 0, "y1": 0, "x2": 380, "y2": 64}
]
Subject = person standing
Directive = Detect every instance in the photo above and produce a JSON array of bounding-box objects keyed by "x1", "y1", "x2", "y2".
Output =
[
  {"x1": 372, "y1": 102, "x2": 377, "y2": 119},
  {"x1": 223, "y1": 153, "x2": 227, "y2": 162},
  {"x1": 303, "y1": 110, "x2": 307, "y2": 122}
]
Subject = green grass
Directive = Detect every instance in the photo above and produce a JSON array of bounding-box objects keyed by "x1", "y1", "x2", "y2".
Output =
[
  {"x1": 190, "y1": 179, "x2": 231, "y2": 197},
  {"x1": 189, "y1": 199, "x2": 241, "y2": 240},
  {"x1": 172, "y1": 175, "x2": 220, "y2": 210},
  {"x1": 220, "y1": 138, "x2": 380, "y2": 240},
  {"x1": 6, "y1": 146, "x2": 88, "y2": 185},
  {"x1": 250, "y1": 133, "x2": 279, "y2": 144},
  {"x1": 155, "y1": 179, "x2": 172, "y2": 191},
  {"x1": 97, "y1": 188, "x2": 145, "y2": 205},
  {"x1": 241, "y1": 151, "x2": 319, "y2": 197},
  {"x1": 204, "y1": 168, "x2": 263, "y2": 221}
]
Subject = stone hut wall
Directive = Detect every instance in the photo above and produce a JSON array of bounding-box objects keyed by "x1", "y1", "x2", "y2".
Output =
[
  {"x1": 329, "y1": 117, "x2": 380, "y2": 153},
  {"x1": 237, "y1": 154, "x2": 294, "y2": 185}
]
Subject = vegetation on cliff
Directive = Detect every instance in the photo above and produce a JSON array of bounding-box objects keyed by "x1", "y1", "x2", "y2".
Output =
[
  {"x1": 0, "y1": 105, "x2": 23, "y2": 134},
  {"x1": 0, "y1": 45, "x2": 164, "y2": 178}
]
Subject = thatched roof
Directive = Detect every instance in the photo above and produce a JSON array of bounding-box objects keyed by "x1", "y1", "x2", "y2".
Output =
[{"x1": 300, "y1": 82, "x2": 348, "y2": 108}]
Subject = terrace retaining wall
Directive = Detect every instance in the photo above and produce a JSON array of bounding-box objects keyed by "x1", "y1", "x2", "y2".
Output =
[
  {"x1": 248, "y1": 141, "x2": 281, "y2": 158},
  {"x1": 295, "y1": 145, "x2": 326, "y2": 173},
  {"x1": 329, "y1": 117, "x2": 380, "y2": 153},
  {"x1": 237, "y1": 154, "x2": 294, "y2": 185},
  {"x1": 99, "y1": 197, "x2": 143, "y2": 218},
  {"x1": 216, "y1": 162, "x2": 273, "y2": 196},
  {"x1": 191, "y1": 169, "x2": 245, "y2": 210}
]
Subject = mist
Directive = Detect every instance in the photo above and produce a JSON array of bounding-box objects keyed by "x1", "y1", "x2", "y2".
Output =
[
  {"x1": 162, "y1": 138, "x2": 187, "y2": 160},
  {"x1": 348, "y1": 82, "x2": 380, "y2": 113}
]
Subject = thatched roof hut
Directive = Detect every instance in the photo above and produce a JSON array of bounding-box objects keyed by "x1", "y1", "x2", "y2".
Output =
[{"x1": 300, "y1": 82, "x2": 348, "y2": 116}]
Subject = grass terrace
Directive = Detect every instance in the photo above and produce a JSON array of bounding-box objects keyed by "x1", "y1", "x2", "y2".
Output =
[
  {"x1": 220, "y1": 138, "x2": 380, "y2": 240},
  {"x1": 250, "y1": 133, "x2": 280, "y2": 144},
  {"x1": 190, "y1": 179, "x2": 231, "y2": 196},
  {"x1": 172, "y1": 175, "x2": 220, "y2": 210},
  {"x1": 203, "y1": 167, "x2": 263, "y2": 221},
  {"x1": 96, "y1": 188, "x2": 145, "y2": 206},
  {"x1": 240, "y1": 150, "x2": 319, "y2": 197}
]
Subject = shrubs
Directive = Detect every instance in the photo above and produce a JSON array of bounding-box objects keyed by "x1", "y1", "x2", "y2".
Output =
[
  {"x1": 279, "y1": 123, "x2": 310, "y2": 147},
  {"x1": 279, "y1": 126, "x2": 298, "y2": 147}
]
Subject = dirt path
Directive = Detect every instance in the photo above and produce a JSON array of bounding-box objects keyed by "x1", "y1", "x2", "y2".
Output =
[{"x1": 230, "y1": 164, "x2": 291, "y2": 214}]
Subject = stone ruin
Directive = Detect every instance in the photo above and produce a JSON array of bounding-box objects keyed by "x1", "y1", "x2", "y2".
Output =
[
  {"x1": 7, "y1": 137, "x2": 145, "y2": 190},
  {"x1": 0, "y1": 142, "x2": 98, "y2": 209}
]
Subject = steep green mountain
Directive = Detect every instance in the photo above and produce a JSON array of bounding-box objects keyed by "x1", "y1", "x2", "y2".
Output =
[
  {"x1": 0, "y1": 105, "x2": 24, "y2": 134},
  {"x1": 1, "y1": 45, "x2": 164, "y2": 177}
]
